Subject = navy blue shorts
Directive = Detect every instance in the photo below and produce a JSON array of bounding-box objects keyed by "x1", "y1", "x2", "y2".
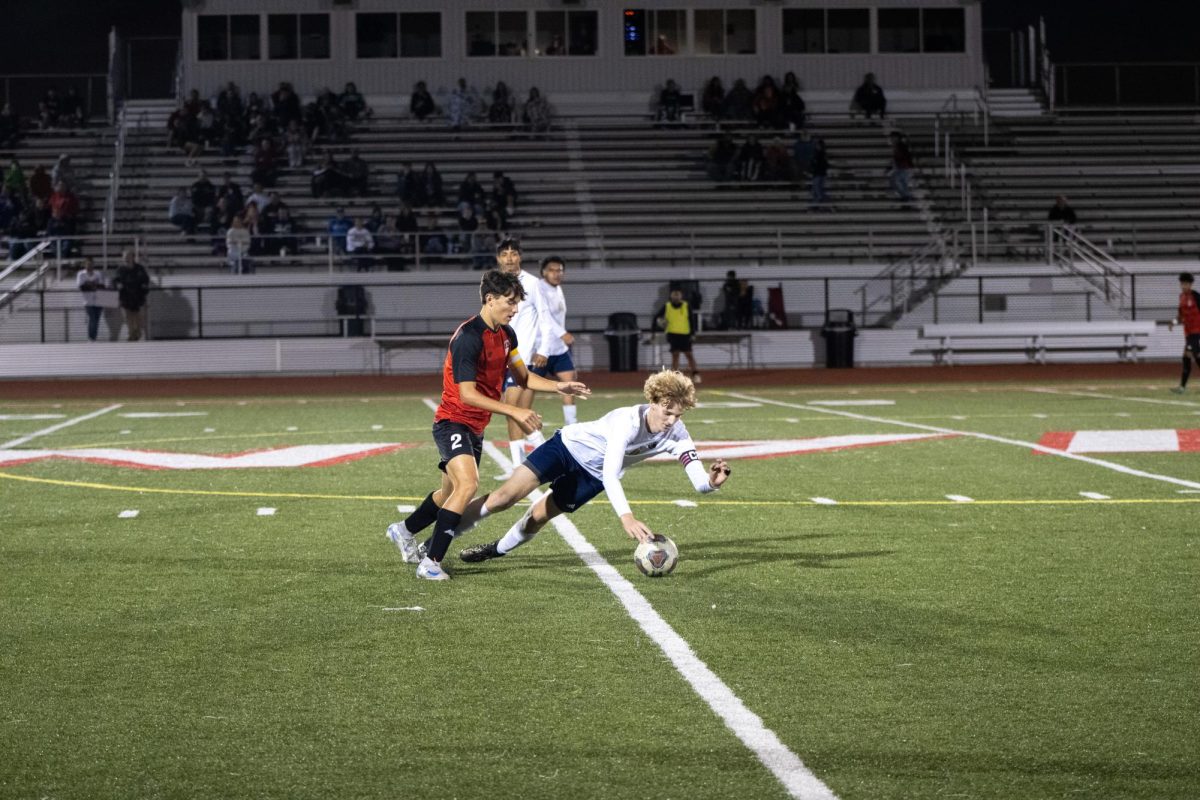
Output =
[
  {"x1": 529, "y1": 350, "x2": 576, "y2": 377},
  {"x1": 523, "y1": 431, "x2": 605, "y2": 514},
  {"x1": 502, "y1": 365, "x2": 523, "y2": 391}
]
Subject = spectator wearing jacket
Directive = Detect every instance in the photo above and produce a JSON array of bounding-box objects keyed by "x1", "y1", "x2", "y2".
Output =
[
  {"x1": 113, "y1": 249, "x2": 151, "y2": 340},
  {"x1": 852, "y1": 73, "x2": 887, "y2": 120},
  {"x1": 345, "y1": 217, "x2": 375, "y2": 271},
  {"x1": 168, "y1": 188, "x2": 196, "y2": 235}
]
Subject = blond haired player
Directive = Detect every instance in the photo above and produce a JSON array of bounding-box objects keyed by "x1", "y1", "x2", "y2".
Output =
[{"x1": 454, "y1": 370, "x2": 731, "y2": 563}]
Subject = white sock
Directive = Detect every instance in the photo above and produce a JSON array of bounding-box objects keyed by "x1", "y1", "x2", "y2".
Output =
[
  {"x1": 508, "y1": 440, "x2": 524, "y2": 466},
  {"x1": 563, "y1": 405, "x2": 578, "y2": 425},
  {"x1": 526, "y1": 430, "x2": 546, "y2": 448},
  {"x1": 496, "y1": 512, "x2": 535, "y2": 555}
]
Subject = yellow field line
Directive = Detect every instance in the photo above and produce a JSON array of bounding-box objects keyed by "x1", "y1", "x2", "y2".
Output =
[{"x1": 1, "y1": 469, "x2": 1194, "y2": 507}]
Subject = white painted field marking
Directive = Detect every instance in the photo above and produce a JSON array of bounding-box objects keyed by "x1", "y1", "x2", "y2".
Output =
[
  {"x1": 946, "y1": 495, "x2": 974, "y2": 503},
  {"x1": 118, "y1": 509, "x2": 139, "y2": 519},
  {"x1": 1032, "y1": 414, "x2": 1049, "y2": 419},
  {"x1": 119, "y1": 430, "x2": 131, "y2": 435},
  {"x1": 951, "y1": 416, "x2": 968, "y2": 421},
  {"x1": 478, "y1": 439, "x2": 838, "y2": 800},
  {"x1": 785, "y1": 418, "x2": 800, "y2": 424},
  {"x1": 257, "y1": 507, "x2": 277, "y2": 516},
  {"x1": 695, "y1": 401, "x2": 763, "y2": 409},
  {"x1": 1177, "y1": 490, "x2": 1200, "y2": 494},
  {"x1": 808, "y1": 400, "x2": 895, "y2": 407},
  {"x1": 371, "y1": 424, "x2": 384, "y2": 430},
  {"x1": 811, "y1": 497, "x2": 838, "y2": 505},
  {"x1": 120, "y1": 412, "x2": 208, "y2": 419},
  {"x1": 727, "y1": 392, "x2": 1200, "y2": 492},
  {"x1": 286, "y1": 426, "x2": 299, "y2": 432},
  {"x1": 0, "y1": 414, "x2": 66, "y2": 421},
  {"x1": 1079, "y1": 492, "x2": 1110, "y2": 500},
  {"x1": 673, "y1": 499, "x2": 698, "y2": 508},
  {"x1": 0, "y1": 403, "x2": 122, "y2": 449},
  {"x1": 1029, "y1": 387, "x2": 1200, "y2": 408},
  {"x1": 396, "y1": 504, "x2": 416, "y2": 513},
  {"x1": 204, "y1": 428, "x2": 216, "y2": 433},
  {"x1": 382, "y1": 606, "x2": 425, "y2": 612}
]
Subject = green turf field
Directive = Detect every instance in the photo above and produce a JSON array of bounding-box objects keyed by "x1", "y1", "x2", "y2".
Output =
[{"x1": 1, "y1": 379, "x2": 1197, "y2": 799}]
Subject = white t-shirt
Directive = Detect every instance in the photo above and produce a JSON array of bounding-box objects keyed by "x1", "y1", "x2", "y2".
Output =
[
  {"x1": 537, "y1": 279, "x2": 568, "y2": 357},
  {"x1": 75, "y1": 268, "x2": 105, "y2": 306},
  {"x1": 560, "y1": 404, "x2": 713, "y2": 517},
  {"x1": 510, "y1": 269, "x2": 542, "y2": 362}
]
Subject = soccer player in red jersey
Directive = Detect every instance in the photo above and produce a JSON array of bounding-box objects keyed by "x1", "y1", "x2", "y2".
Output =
[
  {"x1": 386, "y1": 270, "x2": 590, "y2": 580},
  {"x1": 1169, "y1": 271, "x2": 1200, "y2": 394}
]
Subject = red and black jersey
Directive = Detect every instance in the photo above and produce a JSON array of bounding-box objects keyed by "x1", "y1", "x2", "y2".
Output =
[
  {"x1": 435, "y1": 316, "x2": 519, "y2": 435},
  {"x1": 1180, "y1": 290, "x2": 1200, "y2": 335}
]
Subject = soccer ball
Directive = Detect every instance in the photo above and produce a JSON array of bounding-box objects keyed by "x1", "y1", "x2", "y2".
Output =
[{"x1": 634, "y1": 534, "x2": 678, "y2": 577}]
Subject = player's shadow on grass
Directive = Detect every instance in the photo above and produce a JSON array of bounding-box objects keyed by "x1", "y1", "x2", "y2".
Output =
[{"x1": 675, "y1": 533, "x2": 893, "y2": 577}]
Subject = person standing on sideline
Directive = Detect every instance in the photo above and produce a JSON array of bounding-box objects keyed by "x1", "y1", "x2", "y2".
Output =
[
  {"x1": 113, "y1": 249, "x2": 151, "y2": 341},
  {"x1": 75, "y1": 257, "x2": 106, "y2": 342},
  {"x1": 655, "y1": 288, "x2": 700, "y2": 384},
  {"x1": 1169, "y1": 271, "x2": 1200, "y2": 394},
  {"x1": 383, "y1": 269, "x2": 590, "y2": 580},
  {"x1": 495, "y1": 238, "x2": 549, "y2": 472},
  {"x1": 532, "y1": 256, "x2": 580, "y2": 426}
]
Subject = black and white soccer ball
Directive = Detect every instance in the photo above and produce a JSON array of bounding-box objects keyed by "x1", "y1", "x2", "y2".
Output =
[{"x1": 634, "y1": 534, "x2": 678, "y2": 577}]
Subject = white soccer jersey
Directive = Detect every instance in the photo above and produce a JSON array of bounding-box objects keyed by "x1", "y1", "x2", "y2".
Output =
[
  {"x1": 537, "y1": 279, "x2": 568, "y2": 357},
  {"x1": 510, "y1": 269, "x2": 542, "y2": 362},
  {"x1": 560, "y1": 404, "x2": 713, "y2": 517}
]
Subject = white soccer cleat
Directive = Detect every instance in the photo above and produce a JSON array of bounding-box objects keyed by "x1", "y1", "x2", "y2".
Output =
[
  {"x1": 386, "y1": 522, "x2": 421, "y2": 563},
  {"x1": 416, "y1": 556, "x2": 451, "y2": 581}
]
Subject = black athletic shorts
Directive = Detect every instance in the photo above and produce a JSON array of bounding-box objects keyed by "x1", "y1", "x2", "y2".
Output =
[
  {"x1": 1187, "y1": 334, "x2": 1200, "y2": 355},
  {"x1": 667, "y1": 333, "x2": 693, "y2": 353},
  {"x1": 432, "y1": 419, "x2": 483, "y2": 472}
]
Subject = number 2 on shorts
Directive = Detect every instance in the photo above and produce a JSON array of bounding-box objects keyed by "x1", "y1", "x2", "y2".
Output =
[{"x1": 451, "y1": 433, "x2": 463, "y2": 450}]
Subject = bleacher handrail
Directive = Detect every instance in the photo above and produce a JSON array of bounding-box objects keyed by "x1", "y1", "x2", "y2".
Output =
[
  {"x1": 0, "y1": 241, "x2": 54, "y2": 312},
  {"x1": 1047, "y1": 224, "x2": 1132, "y2": 310}
]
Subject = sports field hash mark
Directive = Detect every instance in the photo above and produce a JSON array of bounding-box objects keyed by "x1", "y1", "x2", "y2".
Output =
[
  {"x1": 1079, "y1": 492, "x2": 1111, "y2": 500},
  {"x1": 256, "y1": 507, "x2": 277, "y2": 516},
  {"x1": 118, "y1": 510, "x2": 139, "y2": 518}
]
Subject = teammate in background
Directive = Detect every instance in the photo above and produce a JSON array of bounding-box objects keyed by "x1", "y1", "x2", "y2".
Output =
[
  {"x1": 385, "y1": 270, "x2": 590, "y2": 580},
  {"x1": 456, "y1": 370, "x2": 731, "y2": 564},
  {"x1": 495, "y1": 237, "x2": 549, "y2": 472},
  {"x1": 1169, "y1": 271, "x2": 1200, "y2": 394},
  {"x1": 654, "y1": 288, "x2": 700, "y2": 384},
  {"x1": 532, "y1": 256, "x2": 580, "y2": 426}
]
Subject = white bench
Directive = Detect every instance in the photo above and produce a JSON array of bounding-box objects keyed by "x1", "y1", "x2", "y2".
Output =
[{"x1": 919, "y1": 321, "x2": 1157, "y2": 365}]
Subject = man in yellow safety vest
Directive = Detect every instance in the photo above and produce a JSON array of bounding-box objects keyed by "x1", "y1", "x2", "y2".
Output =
[{"x1": 655, "y1": 288, "x2": 700, "y2": 384}]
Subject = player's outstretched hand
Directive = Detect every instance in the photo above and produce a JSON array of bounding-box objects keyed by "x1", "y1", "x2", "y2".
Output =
[
  {"x1": 620, "y1": 513, "x2": 654, "y2": 543},
  {"x1": 556, "y1": 381, "x2": 591, "y2": 398},
  {"x1": 710, "y1": 458, "x2": 731, "y2": 488},
  {"x1": 512, "y1": 407, "x2": 543, "y2": 434}
]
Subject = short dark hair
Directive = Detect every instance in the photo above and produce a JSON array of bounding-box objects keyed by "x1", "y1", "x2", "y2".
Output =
[
  {"x1": 1181, "y1": 272, "x2": 1195, "y2": 283},
  {"x1": 480, "y1": 269, "x2": 525, "y2": 304},
  {"x1": 540, "y1": 255, "x2": 564, "y2": 274},
  {"x1": 496, "y1": 237, "x2": 521, "y2": 255}
]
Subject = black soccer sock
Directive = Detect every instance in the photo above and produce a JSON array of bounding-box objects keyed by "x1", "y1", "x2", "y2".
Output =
[
  {"x1": 402, "y1": 492, "x2": 439, "y2": 535},
  {"x1": 427, "y1": 508, "x2": 463, "y2": 562},
  {"x1": 1183, "y1": 356, "x2": 1192, "y2": 388}
]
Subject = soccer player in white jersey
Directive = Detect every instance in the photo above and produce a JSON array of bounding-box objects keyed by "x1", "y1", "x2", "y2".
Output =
[
  {"x1": 531, "y1": 255, "x2": 580, "y2": 426},
  {"x1": 456, "y1": 370, "x2": 731, "y2": 563},
  {"x1": 495, "y1": 238, "x2": 548, "y2": 470}
]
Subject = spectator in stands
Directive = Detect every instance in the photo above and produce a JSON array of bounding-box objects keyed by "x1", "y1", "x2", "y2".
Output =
[
  {"x1": 217, "y1": 81, "x2": 244, "y2": 122},
  {"x1": 707, "y1": 130, "x2": 737, "y2": 181},
  {"x1": 51, "y1": 155, "x2": 75, "y2": 192},
  {"x1": 311, "y1": 153, "x2": 346, "y2": 197},
  {"x1": 251, "y1": 138, "x2": 279, "y2": 187},
  {"x1": 259, "y1": 191, "x2": 284, "y2": 227},
  {"x1": 343, "y1": 150, "x2": 370, "y2": 196},
  {"x1": 271, "y1": 207, "x2": 301, "y2": 256},
  {"x1": 246, "y1": 184, "x2": 272, "y2": 218},
  {"x1": 373, "y1": 215, "x2": 403, "y2": 271},
  {"x1": 170, "y1": 111, "x2": 203, "y2": 165},
  {"x1": 455, "y1": 204, "x2": 479, "y2": 260},
  {"x1": 285, "y1": 121, "x2": 306, "y2": 169},
  {"x1": 57, "y1": 88, "x2": 83, "y2": 127},
  {"x1": 8, "y1": 208, "x2": 38, "y2": 259},
  {"x1": 809, "y1": 136, "x2": 831, "y2": 208},
  {"x1": 396, "y1": 161, "x2": 422, "y2": 207},
  {"x1": 244, "y1": 91, "x2": 266, "y2": 124},
  {"x1": 736, "y1": 135, "x2": 764, "y2": 181},
  {"x1": 218, "y1": 173, "x2": 244, "y2": 217},
  {"x1": 488, "y1": 82, "x2": 515, "y2": 124},
  {"x1": 28, "y1": 165, "x2": 52, "y2": 203},
  {"x1": 793, "y1": 129, "x2": 816, "y2": 173},
  {"x1": 0, "y1": 189, "x2": 17, "y2": 232},
  {"x1": 190, "y1": 170, "x2": 216, "y2": 228},
  {"x1": 113, "y1": 249, "x2": 151, "y2": 341},
  {"x1": 763, "y1": 136, "x2": 793, "y2": 182},
  {"x1": 47, "y1": 181, "x2": 79, "y2": 251},
  {"x1": 0, "y1": 103, "x2": 20, "y2": 146},
  {"x1": 225, "y1": 215, "x2": 252, "y2": 273},
  {"x1": 522, "y1": 87, "x2": 551, "y2": 134},
  {"x1": 327, "y1": 207, "x2": 352, "y2": 253},
  {"x1": 183, "y1": 89, "x2": 203, "y2": 117},
  {"x1": 657, "y1": 79, "x2": 683, "y2": 124},
  {"x1": 720, "y1": 270, "x2": 739, "y2": 330},
  {"x1": 752, "y1": 76, "x2": 781, "y2": 128},
  {"x1": 197, "y1": 102, "x2": 221, "y2": 147},
  {"x1": 852, "y1": 73, "x2": 887, "y2": 120},
  {"x1": 446, "y1": 78, "x2": 478, "y2": 129},
  {"x1": 702, "y1": 77, "x2": 726, "y2": 121},
  {"x1": 310, "y1": 90, "x2": 347, "y2": 142},
  {"x1": 458, "y1": 171, "x2": 486, "y2": 214},
  {"x1": 245, "y1": 111, "x2": 277, "y2": 152},
  {"x1": 339, "y1": 82, "x2": 370, "y2": 122},
  {"x1": 410, "y1": 81, "x2": 436, "y2": 122},
  {"x1": 241, "y1": 201, "x2": 262, "y2": 254},
  {"x1": 736, "y1": 279, "x2": 755, "y2": 329},
  {"x1": 723, "y1": 79, "x2": 754, "y2": 122},
  {"x1": 346, "y1": 217, "x2": 375, "y2": 271},
  {"x1": 421, "y1": 162, "x2": 446, "y2": 207},
  {"x1": 1048, "y1": 195, "x2": 1077, "y2": 227},
  {"x1": 271, "y1": 82, "x2": 303, "y2": 128},
  {"x1": 168, "y1": 187, "x2": 196, "y2": 235},
  {"x1": 491, "y1": 170, "x2": 518, "y2": 216},
  {"x1": 4, "y1": 159, "x2": 26, "y2": 199},
  {"x1": 76, "y1": 257, "x2": 106, "y2": 342},
  {"x1": 779, "y1": 72, "x2": 807, "y2": 130},
  {"x1": 364, "y1": 203, "x2": 385, "y2": 234},
  {"x1": 888, "y1": 131, "x2": 914, "y2": 202},
  {"x1": 39, "y1": 88, "x2": 61, "y2": 128},
  {"x1": 396, "y1": 204, "x2": 420, "y2": 257}
]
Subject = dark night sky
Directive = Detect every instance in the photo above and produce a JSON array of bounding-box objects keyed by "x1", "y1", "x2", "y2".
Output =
[{"x1": 0, "y1": 1, "x2": 1195, "y2": 74}]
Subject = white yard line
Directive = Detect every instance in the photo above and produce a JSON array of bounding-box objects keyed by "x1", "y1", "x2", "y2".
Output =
[
  {"x1": 727, "y1": 392, "x2": 1200, "y2": 492},
  {"x1": 1029, "y1": 387, "x2": 1200, "y2": 408},
  {"x1": 1, "y1": 403, "x2": 123, "y2": 449},
  {"x1": 477, "y1": 435, "x2": 837, "y2": 800},
  {"x1": 946, "y1": 495, "x2": 974, "y2": 503},
  {"x1": 1079, "y1": 492, "x2": 1111, "y2": 500}
]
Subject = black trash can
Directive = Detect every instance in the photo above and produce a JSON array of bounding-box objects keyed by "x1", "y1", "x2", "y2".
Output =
[
  {"x1": 605, "y1": 312, "x2": 640, "y2": 372},
  {"x1": 336, "y1": 285, "x2": 368, "y2": 337},
  {"x1": 821, "y1": 309, "x2": 856, "y2": 368}
]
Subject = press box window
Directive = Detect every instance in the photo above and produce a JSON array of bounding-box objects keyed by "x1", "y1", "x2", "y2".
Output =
[
  {"x1": 879, "y1": 8, "x2": 965, "y2": 53},
  {"x1": 358, "y1": 13, "x2": 442, "y2": 58},
  {"x1": 268, "y1": 14, "x2": 329, "y2": 60},
  {"x1": 624, "y1": 9, "x2": 686, "y2": 56},
  {"x1": 198, "y1": 15, "x2": 261, "y2": 61},
  {"x1": 693, "y1": 10, "x2": 756, "y2": 56},
  {"x1": 466, "y1": 11, "x2": 528, "y2": 57},
  {"x1": 782, "y1": 9, "x2": 868, "y2": 54},
  {"x1": 534, "y1": 11, "x2": 598, "y2": 56}
]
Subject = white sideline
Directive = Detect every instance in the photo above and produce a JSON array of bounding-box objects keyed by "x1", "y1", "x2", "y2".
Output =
[
  {"x1": 1029, "y1": 387, "x2": 1200, "y2": 408},
  {"x1": 479, "y1": 439, "x2": 838, "y2": 800},
  {"x1": 1, "y1": 404, "x2": 123, "y2": 449},
  {"x1": 727, "y1": 392, "x2": 1200, "y2": 491}
]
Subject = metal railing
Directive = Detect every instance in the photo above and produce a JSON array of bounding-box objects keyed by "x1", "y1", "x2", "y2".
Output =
[
  {"x1": 1046, "y1": 225, "x2": 1132, "y2": 311},
  {"x1": 0, "y1": 241, "x2": 54, "y2": 312},
  {"x1": 935, "y1": 90, "x2": 990, "y2": 147},
  {"x1": 855, "y1": 227, "x2": 968, "y2": 327},
  {"x1": 102, "y1": 106, "x2": 130, "y2": 265}
]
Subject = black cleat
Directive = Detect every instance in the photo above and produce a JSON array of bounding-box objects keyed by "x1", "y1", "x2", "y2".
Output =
[{"x1": 459, "y1": 541, "x2": 503, "y2": 563}]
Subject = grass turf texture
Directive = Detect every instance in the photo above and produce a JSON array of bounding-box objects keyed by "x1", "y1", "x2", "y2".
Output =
[{"x1": 1, "y1": 380, "x2": 1197, "y2": 799}]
